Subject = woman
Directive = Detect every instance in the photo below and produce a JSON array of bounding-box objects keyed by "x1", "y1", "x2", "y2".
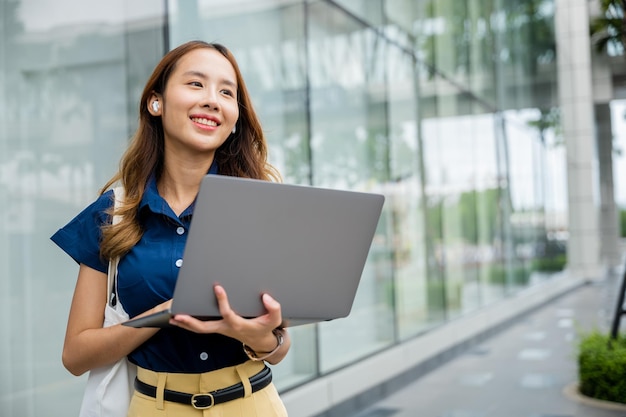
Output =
[{"x1": 51, "y1": 40, "x2": 290, "y2": 416}]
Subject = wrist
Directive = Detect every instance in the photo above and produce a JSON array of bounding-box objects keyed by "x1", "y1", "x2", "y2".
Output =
[
  {"x1": 257, "y1": 329, "x2": 283, "y2": 353},
  {"x1": 243, "y1": 329, "x2": 284, "y2": 361}
]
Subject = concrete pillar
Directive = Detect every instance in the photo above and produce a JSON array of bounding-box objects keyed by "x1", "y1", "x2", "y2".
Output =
[
  {"x1": 587, "y1": 0, "x2": 622, "y2": 269},
  {"x1": 554, "y1": 0, "x2": 604, "y2": 279},
  {"x1": 595, "y1": 103, "x2": 622, "y2": 267}
]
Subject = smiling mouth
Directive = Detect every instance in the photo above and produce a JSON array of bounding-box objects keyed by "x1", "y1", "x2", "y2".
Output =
[{"x1": 191, "y1": 117, "x2": 218, "y2": 127}]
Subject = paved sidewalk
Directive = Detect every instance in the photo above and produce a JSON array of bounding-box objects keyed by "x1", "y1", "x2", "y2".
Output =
[{"x1": 348, "y1": 270, "x2": 626, "y2": 417}]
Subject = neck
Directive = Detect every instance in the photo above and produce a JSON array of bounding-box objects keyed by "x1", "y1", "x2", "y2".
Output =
[{"x1": 158, "y1": 153, "x2": 215, "y2": 216}]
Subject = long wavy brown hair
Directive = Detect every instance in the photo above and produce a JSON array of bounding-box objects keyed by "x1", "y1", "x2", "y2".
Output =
[{"x1": 99, "y1": 41, "x2": 280, "y2": 261}]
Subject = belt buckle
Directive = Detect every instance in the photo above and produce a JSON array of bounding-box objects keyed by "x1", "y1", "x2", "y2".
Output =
[{"x1": 191, "y1": 393, "x2": 215, "y2": 409}]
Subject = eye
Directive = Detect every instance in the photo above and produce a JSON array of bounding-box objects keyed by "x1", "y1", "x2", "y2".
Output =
[
  {"x1": 221, "y1": 89, "x2": 235, "y2": 97},
  {"x1": 188, "y1": 81, "x2": 203, "y2": 88}
]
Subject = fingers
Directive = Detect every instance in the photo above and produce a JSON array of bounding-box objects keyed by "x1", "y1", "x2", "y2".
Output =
[
  {"x1": 170, "y1": 285, "x2": 284, "y2": 338},
  {"x1": 169, "y1": 314, "x2": 215, "y2": 333},
  {"x1": 262, "y1": 293, "x2": 279, "y2": 310},
  {"x1": 214, "y1": 284, "x2": 238, "y2": 321},
  {"x1": 169, "y1": 285, "x2": 229, "y2": 333},
  {"x1": 261, "y1": 293, "x2": 283, "y2": 327}
]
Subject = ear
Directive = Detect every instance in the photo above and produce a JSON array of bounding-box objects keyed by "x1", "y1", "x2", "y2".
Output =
[{"x1": 148, "y1": 93, "x2": 162, "y2": 116}]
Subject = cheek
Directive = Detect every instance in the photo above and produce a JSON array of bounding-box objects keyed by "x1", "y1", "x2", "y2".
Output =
[
  {"x1": 230, "y1": 104, "x2": 240, "y2": 123},
  {"x1": 164, "y1": 99, "x2": 192, "y2": 122},
  {"x1": 161, "y1": 112, "x2": 181, "y2": 133}
]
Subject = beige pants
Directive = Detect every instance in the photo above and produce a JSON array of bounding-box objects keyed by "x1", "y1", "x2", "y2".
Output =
[{"x1": 128, "y1": 361, "x2": 288, "y2": 417}]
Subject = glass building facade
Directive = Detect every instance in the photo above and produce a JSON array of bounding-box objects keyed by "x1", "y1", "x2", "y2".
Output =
[{"x1": 1, "y1": 0, "x2": 576, "y2": 416}]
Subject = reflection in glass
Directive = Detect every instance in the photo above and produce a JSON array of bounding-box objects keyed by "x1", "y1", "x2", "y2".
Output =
[
  {"x1": 0, "y1": 1, "x2": 165, "y2": 416},
  {"x1": 386, "y1": 44, "x2": 430, "y2": 340},
  {"x1": 306, "y1": 0, "x2": 395, "y2": 373}
]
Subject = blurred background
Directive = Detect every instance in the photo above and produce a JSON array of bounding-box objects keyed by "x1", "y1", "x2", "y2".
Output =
[{"x1": 1, "y1": 0, "x2": 625, "y2": 416}]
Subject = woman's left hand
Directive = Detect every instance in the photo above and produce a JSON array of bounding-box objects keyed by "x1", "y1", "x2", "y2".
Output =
[{"x1": 168, "y1": 284, "x2": 290, "y2": 363}]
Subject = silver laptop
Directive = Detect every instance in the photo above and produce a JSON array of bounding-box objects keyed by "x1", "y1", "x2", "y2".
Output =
[{"x1": 123, "y1": 175, "x2": 384, "y2": 328}]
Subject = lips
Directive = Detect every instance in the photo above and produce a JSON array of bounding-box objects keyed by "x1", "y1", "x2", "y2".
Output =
[{"x1": 191, "y1": 117, "x2": 219, "y2": 127}]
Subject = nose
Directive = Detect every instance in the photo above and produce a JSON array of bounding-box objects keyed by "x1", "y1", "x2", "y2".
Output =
[
  {"x1": 203, "y1": 101, "x2": 218, "y2": 110},
  {"x1": 201, "y1": 91, "x2": 219, "y2": 110}
]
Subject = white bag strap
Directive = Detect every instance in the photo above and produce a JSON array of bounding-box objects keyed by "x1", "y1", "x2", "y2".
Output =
[{"x1": 106, "y1": 186, "x2": 125, "y2": 307}]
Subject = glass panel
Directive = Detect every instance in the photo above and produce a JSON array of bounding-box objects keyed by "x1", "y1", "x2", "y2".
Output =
[
  {"x1": 492, "y1": 112, "x2": 516, "y2": 294},
  {"x1": 306, "y1": 0, "x2": 395, "y2": 373},
  {"x1": 407, "y1": 0, "x2": 557, "y2": 111},
  {"x1": 168, "y1": 0, "x2": 316, "y2": 388},
  {"x1": 502, "y1": 108, "x2": 565, "y2": 289},
  {"x1": 423, "y1": 112, "x2": 481, "y2": 319},
  {"x1": 384, "y1": 0, "x2": 419, "y2": 35},
  {"x1": 417, "y1": 66, "x2": 448, "y2": 326},
  {"x1": 332, "y1": 0, "x2": 385, "y2": 27},
  {"x1": 385, "y1": 41, "x2": 429, "y2": 340},
  {"x1": 473, "y1": 112, "x2": 507, "y2": 305},
  {"x1": 497, "y1": 0, "x2": 557, "y2": 110},
  {"x1": 0, "y1": 1, "x2": 164, "y2": 416},
  {"x1": 418, "y1": 0, "x2": 470, "y2": 89},
  {"x1": 419, "y1": 64, "x2": 515, "y2": 320},
  {"x1": 467, "y1": 0, "x2": 497, "y2": 106}
]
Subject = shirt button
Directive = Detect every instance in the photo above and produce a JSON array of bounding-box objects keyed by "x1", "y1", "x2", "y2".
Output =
[
  {"x1": 176, "y1": 226, "x2": 185, "y2": 235},
  {"x1": 175, "y1": 259, "x2": 183, "y2": 268},
  {"x1": 200, "y1": 352, "x2": 208, "y2": 361}
]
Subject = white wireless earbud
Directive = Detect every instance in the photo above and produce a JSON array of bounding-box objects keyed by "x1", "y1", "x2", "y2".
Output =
[{"x1": 151, "y1": 101, "x2": 159, "y2": 112}]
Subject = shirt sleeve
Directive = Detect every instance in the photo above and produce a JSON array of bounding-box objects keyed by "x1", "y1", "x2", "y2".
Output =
[{"x1": 50, "y1": 190, "x2": 115, "y2": 274}]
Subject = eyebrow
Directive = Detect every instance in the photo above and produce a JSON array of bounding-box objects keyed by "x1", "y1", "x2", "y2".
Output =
[{"x1": 182, "y1": 70, "x2": 237, "y2": 89}]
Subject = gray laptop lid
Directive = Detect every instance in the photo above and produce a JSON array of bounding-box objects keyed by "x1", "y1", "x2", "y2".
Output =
[{"x1": 130, "y1": 175, "x2": 384, "y2": 327}]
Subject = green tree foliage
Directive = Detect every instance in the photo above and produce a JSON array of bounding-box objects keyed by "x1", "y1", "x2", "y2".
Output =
[
  {"x1": 419, "y1": 0, "x2": 556, "y2": 78},
  {"x1": 590, "y1": 0, "x2": 626, "y2": 56},
  {"x1": 425, "y1": 188, "x2": 500, "y2": 245},
  {"x1": 499, "y1": 0, "x2": 557, "y2": 73},
  {"x1": 526, "y1": 107, "x2": 562, "y2": 146}
]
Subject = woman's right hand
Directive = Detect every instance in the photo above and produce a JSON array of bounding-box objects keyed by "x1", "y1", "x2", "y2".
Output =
[{"x1": 169, "y1": 284, "x2": 291, "y2": 365}]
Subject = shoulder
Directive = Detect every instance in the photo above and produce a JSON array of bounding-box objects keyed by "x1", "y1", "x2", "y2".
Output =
[
  {"x1": 53, "y1": 190, "x2": 116, "y2": 234},
  {"x1": 77, "y1": 190, "x2": 116, "y2": 226},
  {"x1": 50, "y1": 190, "x2": 117, "y2": 273}
]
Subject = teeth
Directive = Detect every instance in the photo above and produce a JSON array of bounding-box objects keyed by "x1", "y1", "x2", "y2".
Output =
[{"x1": 192, "y1": 117, "x2": 218, "y2": 126}]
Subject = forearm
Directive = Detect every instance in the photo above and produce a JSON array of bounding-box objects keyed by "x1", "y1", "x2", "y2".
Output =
[
  {"x1": 62, "y1": 321, "x2": 158, "y2": 376},
  {"x1": 63, "y1": 264, "x2": 170, "y2": 375}
]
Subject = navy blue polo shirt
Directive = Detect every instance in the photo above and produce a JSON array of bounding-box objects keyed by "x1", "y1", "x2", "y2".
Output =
[{"x1": 51, "y1": 164, "x2": 248, "y2": 373}]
